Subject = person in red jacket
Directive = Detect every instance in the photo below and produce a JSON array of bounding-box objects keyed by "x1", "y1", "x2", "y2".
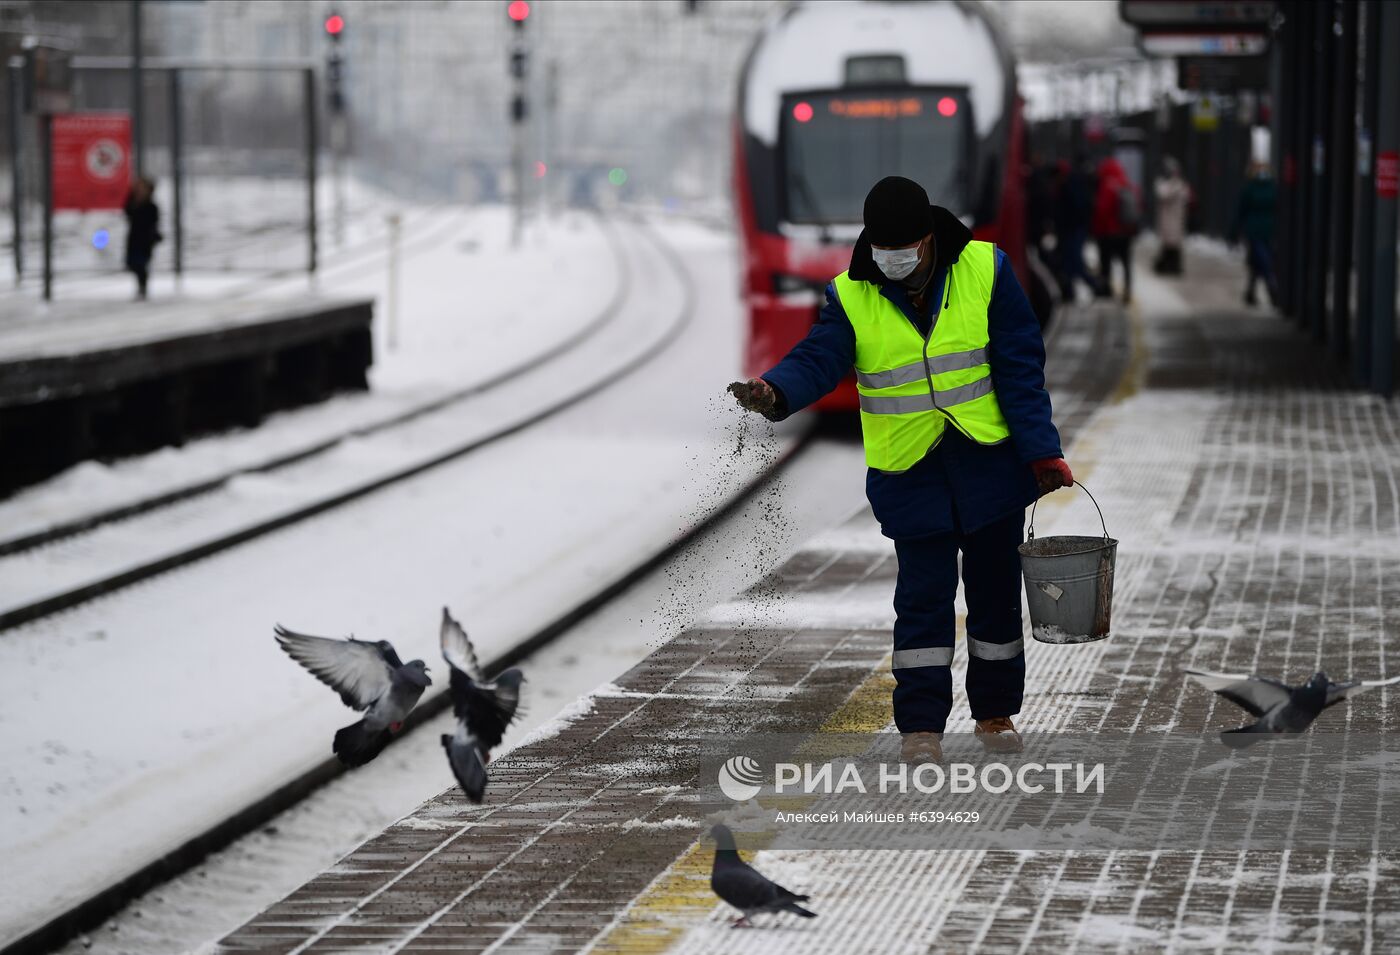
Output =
[{"x1": 1091, "y1": 157, "x2": 1141, "y2": 305}]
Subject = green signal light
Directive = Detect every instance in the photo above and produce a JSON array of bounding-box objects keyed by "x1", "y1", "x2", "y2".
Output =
[{"x1": 608, "y1": 167, "x2": 628, "y2": 187}]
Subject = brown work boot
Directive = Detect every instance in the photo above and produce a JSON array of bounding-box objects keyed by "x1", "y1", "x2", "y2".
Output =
[
  {"x1": 974, "y1": 717, "x2": 1024, "y2": 753},
  {"x1": 900, "y1": 732, "x2": 943, "y2": 764}
]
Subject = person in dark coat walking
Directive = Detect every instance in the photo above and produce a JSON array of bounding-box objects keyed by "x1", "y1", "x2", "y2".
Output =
[
  {"x1": 1052, "y1": 155, "x2": 1101, "y2": 302},
  {"x1": 1091, "y1": 157, "x2": 1140, "y2": 304},
  {"x1": 123, "y1": 176, "x2": 161, "y2": 300},
  {"x1": 728, "y1": 176, "x2": 1072, "y2": 763},
  {"x1": 1231, "y1": 160, "x2": 1279, "y2": 307}
]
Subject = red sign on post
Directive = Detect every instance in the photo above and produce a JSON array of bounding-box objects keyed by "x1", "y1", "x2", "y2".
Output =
[
  {"x1": 1377, "y1": 151, "x2": 1400, "y2": 200},
  {"x1": 51, "y1": 113, "x2": 132, "y2": 211}
]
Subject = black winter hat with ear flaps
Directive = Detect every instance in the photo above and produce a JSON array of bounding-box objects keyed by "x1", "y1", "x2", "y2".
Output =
[{"x1": 862, "y1": 175, "x2": 935, "y2": 247}]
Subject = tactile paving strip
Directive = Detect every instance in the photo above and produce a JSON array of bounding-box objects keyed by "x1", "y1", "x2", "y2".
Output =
[{"x1": 218, "y1": 302, "x2": 1132, "y2": 954}]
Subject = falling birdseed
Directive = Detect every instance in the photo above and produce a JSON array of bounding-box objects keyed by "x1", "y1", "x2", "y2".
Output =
[{"x1": 648, "y1": 395, "x2": 795, "y2": 645}]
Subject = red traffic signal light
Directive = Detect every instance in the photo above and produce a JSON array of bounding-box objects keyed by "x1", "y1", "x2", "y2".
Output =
[
  {"x1": 507, "y1": 1, "x2": 530, "y2": 22},
  {"x1": 325, "y1": 14, "x2": 344, "y2": 36}
]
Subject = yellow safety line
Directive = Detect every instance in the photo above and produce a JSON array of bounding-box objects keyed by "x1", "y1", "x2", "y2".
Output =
[
  {"x1": 1111, "y1": 299, "x2": 1149, "y2": 404},
  {"x1": 587, "y1": 655, "x2": 899, "y2": 953}
]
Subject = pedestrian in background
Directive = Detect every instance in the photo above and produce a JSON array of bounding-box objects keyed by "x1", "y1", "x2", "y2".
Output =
[
  {"x1": 1152, "y1": 156, "x2": 1190, "y2": 276},
  {"x1": 729, "y1": 176, "x2": 1072, "y2": 764},
  {"x1": 1092, "y1": 157, "x2": 1140, "y2": 304},
  {"x1": 1231, "y1": 160, "x2": 1279, "y2": 307},
  {"x1": 123, "y1": 176, "x2": 161, "y2": 300},
  {"x1": 1026, "y1": 158, "x2": 1057, "y2": 264},
  {"x1": 1052, "y1": 155, "x2": 1099, "y2": 302}
]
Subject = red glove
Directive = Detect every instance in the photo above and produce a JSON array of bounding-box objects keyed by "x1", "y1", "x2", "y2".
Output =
[{"x1": 1031, "y1": 457, "x2": 1074, "y2": 494}]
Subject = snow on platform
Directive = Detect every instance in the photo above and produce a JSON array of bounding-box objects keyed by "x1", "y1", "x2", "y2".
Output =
[
  {"x1": 202, "y1": 278, "x2": 1103, "y2": 953},
  {"x1": 222, "y1": 244, "x2": 1399, "y2": 953},
  {"x1": 0, "y1": 215, "x2": 776, "y2": 952},
  {"x1": 0, "y1": 206, "x2": 618, "y2": 536}
]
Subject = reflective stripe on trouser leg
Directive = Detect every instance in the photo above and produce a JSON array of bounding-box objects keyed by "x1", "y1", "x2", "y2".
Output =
[
  {"x1": 892, "y1": 646, "x2": 954, "y2": 669},
  {"x1": 891, "y1": 533, "x2": 959, "y2": 734},
  {"x1": 958, "y1": 508, "x2": 1027, "y2": 721}
]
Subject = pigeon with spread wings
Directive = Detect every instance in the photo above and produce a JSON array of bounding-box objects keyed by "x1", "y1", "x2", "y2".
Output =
[
  {"x1": 440, "y1": 607, "x2": 524, "y2": 802},
  {"x1": 275, "y1": 625, "x2": 432, "y2": 766},
  {"x1": 1185, "y1": 668, "x2": 1400, "y2": 748}
]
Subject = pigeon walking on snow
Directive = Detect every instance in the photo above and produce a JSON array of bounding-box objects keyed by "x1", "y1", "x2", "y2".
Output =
[
  {"x1": 275, "y1": 625, "x2": 431, "y2": 766},
  {"x1": 440, "y1": 607, "x2": 524, "y2": 803},
  {"x1": 709, "y1": 824, "x2": 816, "y2": 927},
  {"x1": 1185, "y1": 668, "x2": 1400, "y2": 748}
]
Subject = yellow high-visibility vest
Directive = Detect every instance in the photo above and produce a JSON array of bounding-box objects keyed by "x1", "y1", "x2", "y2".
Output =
[{"x1": 834, "y1": 240, "x2": 1011, "y2": 472}]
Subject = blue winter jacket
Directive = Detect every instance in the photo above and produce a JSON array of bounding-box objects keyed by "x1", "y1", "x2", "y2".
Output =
[{"x1": 761, "y1": 209, "x2": 1063, "y2": 541}]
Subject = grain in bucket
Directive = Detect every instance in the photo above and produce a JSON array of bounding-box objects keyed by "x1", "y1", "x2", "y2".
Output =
[{"x1": 1019, "y1": 482, "x2": 1117, "y2": 644}]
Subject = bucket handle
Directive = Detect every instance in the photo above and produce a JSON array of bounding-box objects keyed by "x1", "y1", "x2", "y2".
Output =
[{"x1": 1027, "y1": 481, "x2": 1110, "y2": 542}]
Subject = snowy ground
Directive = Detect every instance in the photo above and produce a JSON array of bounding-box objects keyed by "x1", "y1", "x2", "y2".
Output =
[
  {"x1": 0, "y1": 210, "x2": 823, "y2": 949},
  {"x1": 5, "y1": 175, "x2": 399, "y2": 288},
  {"x1": 49, "y1": 437, "x2": 867, "y2": 955},
  {"x1": 0, "y1": 201, "x2": 618, "y2": 545}
]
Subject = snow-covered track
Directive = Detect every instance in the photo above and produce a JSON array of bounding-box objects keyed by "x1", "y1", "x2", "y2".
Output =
[
  {"x1": 0, "y1": 216, "x2": 665, "y2": 634},
  {"x1": 0, "y1": 212, "x2": 625, "y2": 564},
  {"x1": 2, "y1": 395, "x2": 814, "y2": 955}
]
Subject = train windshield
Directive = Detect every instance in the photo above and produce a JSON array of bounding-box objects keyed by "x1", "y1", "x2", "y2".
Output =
[{"x1": 780, "y1": 90, "x2": 970, "y2": 227}]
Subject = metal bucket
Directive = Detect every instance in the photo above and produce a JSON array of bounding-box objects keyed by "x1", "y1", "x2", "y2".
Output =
[{"x1": 1019, "y1": 482, "x2": 1117, "y2": 645}]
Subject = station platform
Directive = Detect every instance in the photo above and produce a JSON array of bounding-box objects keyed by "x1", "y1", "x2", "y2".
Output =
[
  {"x1": 220, "y1": 243, "x2": 1398, "y2": 953},
  {"x1": 0, "y1": 295, "x2": 373, "y2": 493}
]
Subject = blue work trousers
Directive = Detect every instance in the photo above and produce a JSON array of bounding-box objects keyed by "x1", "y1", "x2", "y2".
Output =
[{"x1": 891, "y1": 508, "x2": 1026, "y2": 733}]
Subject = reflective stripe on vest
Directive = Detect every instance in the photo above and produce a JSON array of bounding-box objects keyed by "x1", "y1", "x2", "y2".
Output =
[{"x1": 834, "y1": 240, "x2": 1011, "y2": 473}]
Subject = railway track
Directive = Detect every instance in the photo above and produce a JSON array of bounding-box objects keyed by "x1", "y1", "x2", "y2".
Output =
[
  {"x1": 1, "y1": 214, "x2": 817, "y2": 955},
  {"x1": 0, "y1": 211, "x2": 624, "y2": 562},
  {"x1": 0, "y1": 215, "x2": 638, "y2": 630}
]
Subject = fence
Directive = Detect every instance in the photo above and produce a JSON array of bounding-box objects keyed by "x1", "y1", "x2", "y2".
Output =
[{"x1": 6, "y1": 57, "x2": 317, "y2": 292}]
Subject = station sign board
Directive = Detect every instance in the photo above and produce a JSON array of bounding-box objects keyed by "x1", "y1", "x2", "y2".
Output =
[
  {"x1": 1191, "y1": 96, "x2": 1220, "y2": 132},
  {"x1": 1120, "y1": 1, "x2": 1275, "y2": 27},
  {"x1": 51, "y1": 113, "x2": 132, "y2": 211},
  {"x1": 1140, "y1": 32, "x2": 1268, "y2": 56},
  {"x1": 1177, "y1": 54, "x2": 1269, "y2": 91},
  {"x1": 22, "y1": 45, "x2": 74, "y2": 114}
]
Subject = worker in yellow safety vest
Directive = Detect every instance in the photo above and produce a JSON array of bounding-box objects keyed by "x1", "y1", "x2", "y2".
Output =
[{"x1": 730, "y1": 176, "x2": 1074, "y2": 763}]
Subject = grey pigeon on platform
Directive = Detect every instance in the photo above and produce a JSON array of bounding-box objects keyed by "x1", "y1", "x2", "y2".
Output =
[
  {"x1": 1185, "y1": 668, "x2": 1400, "y2": 748},
  {"x1": 275, "y1": 625, "x2": 431, "y2": 766},
  {"x1": 440, "y1": 607, "x2": 524, "y2": 803},
  {"x1": 709, "y1": 824, "x2": 816, "y2": 927}
]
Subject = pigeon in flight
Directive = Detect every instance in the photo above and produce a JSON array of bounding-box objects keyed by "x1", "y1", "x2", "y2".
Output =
[
  {"x1": 1185, "y1": 668, "x2": 1400, "y2": 748},
  {"x1": 275, "y1": 625, "x2": 431, "y2": 766},
  {"x1": 440, "y1": 607, "x2": 524, "y2": 803},
  {"x1": 709, "y1": 824, "x2": 816, "y2": 927}
]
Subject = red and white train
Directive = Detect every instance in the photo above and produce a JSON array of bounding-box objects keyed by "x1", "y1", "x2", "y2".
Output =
[{"x1": 734, "y1": 0, "x2": 1029, "y2": 411}]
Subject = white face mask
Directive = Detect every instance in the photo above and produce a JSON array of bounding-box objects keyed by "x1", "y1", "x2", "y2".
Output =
[{"x1": 871, "y1": 244, "x2": 921, "y2": 280}]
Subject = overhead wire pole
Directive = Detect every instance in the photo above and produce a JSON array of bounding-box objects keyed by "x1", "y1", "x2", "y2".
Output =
[
  {"x1": 305, "y1": 66, "x2": 318, "y2": 274},
  {"x1": 508, "y1": 1, "x2": 530, "y2": 247},
  {"x1": 324, "y1": 10, "x2": 346, "y2": 246},
  {"x1": 1326, "y1": 0, "x2": 1357, "y2": 361},
  {"x1": 40, "y1": 109, "x2": 51, "y2": 301},
  {"x1": 168, "y1": 67, "x2": 183, "y2": 278},
  {"x1": 543, "y1": 58, "x2": 557, "y2": 221},
  {"x1": 1353, "y1": 0, "x2": 1380, "y2": 385},
  {"x1": 1371, "y1": 0, "x2": 1399, "y2": 396},
  {"x1": 131, "y1": 0, "x2": 143, "y2": 175},
  {"x1": 9, "y1": 57, "x2": 22, "y2": 284}
]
